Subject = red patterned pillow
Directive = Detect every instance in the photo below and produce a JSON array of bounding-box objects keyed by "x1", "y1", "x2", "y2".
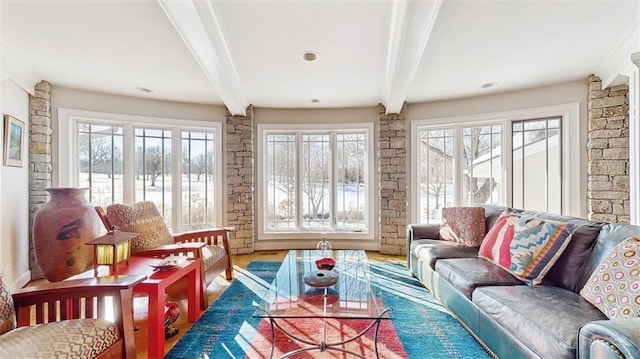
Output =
[
  {"x1": 439, "y1": 207, "x2": 486, "y2": 247},
  {"x1": 478, "y1": 208, "x2": 577, "y2": 285},
  {"x1": 580, "y1": 237, "x2": 640, "y2": 319}
]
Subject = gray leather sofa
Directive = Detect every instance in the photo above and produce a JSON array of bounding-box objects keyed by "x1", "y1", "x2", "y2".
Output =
[{"x1": 407, "y1": 205, "x2": 640, "y2": 359}]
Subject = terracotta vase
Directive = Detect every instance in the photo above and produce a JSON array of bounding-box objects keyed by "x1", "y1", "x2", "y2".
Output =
[{"x1": 33, "y1": 188, "x2": 100, "y2": 281}]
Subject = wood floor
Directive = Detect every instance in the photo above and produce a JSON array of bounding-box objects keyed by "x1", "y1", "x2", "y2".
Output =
[{"x1": 134, "y1": 250, "x2": 406, "y2": 358}]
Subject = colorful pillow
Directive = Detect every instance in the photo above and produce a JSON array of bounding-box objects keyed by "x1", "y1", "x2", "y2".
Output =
[
  {"x1": 439, "y1": 207, "x2": 486, "y2": 247},
  {"x1": 579, "y1": 237, "x2": 640, "y2": 319},
  {"x1": 106, "y1": 201, "x2": 174, "y2": 252},
  {"x1": 478, "y1": 209, "x2": 577, "y2": 285},
  {"x1": 0, "y1": 271, "x2": 16, "y2": 335}
]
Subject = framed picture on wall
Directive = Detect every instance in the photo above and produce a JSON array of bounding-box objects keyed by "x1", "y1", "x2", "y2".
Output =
[{"x1": 4, "y1": 115, "x2": 25, "y2": 167}]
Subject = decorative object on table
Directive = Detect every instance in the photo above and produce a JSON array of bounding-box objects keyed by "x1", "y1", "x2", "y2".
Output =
[
  {"x1": 32, "y1": 188, "x2": 101, "y2": 281},
  {"x1": 85, "y1": 230, "x2": 138, "y2": 276},
  {"x1": 151, "y1": 255, "x2": 188, "y2": 272},
  {"x1": 303, "y1": 269, "x2": 338, "y2": 288},
  {"x1": 164, "y1": 301, "x2": 181, "y2": 339},
  {"x1": 3, "y1": 115, "x2": 25, "y2": 167},
  {"x1": 315, "y1": 233, "x2": 332, "y2": 257},
  {"x1": 315, "y1": 257, "x2": 336, "y2": 270}
]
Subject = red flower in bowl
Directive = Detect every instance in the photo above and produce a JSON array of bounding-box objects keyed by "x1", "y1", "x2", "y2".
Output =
[{"x1": 315, "y1": 257, "x2": 336, "y2": 270}]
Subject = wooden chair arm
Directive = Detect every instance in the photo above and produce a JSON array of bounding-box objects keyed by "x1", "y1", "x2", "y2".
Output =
[
  {"x1": 12, "y1": 275, "x2": 145, "y2": 326},
  {"x1": 12, "y1": 275, "x2": 145, "y2": 359},
  {"x1": 173, "y1": 228, "x2": 231, "y2": 252}
]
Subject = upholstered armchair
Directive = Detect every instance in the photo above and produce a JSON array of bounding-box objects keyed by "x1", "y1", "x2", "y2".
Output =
[
  {"x1": 99, "y1": 201, "x2": 233, "y2": 306},
  {"x1": 0, "y1": 271, "x2": 145, "y2": 359}
]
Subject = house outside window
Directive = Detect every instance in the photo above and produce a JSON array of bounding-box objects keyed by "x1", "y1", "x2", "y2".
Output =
[
  {"x1": 258, "y1": 123, "x2": 374, "y2": 240},
  {"x1": 59, "y1": 109, "x2": 223, "y2": 232},
  {"x1": 411, "y1": 104, "x2": 582, "y2": 224}
]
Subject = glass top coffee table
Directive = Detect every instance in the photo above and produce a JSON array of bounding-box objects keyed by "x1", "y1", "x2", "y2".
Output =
[{"x1": 254, "y1": 249, "x2": 392, "y2": 359}]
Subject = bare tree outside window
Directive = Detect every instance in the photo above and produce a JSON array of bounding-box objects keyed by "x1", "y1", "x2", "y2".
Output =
[
  {"x1": 302, "y1": 134, "x2": 330, "y2": 229},
  {"x1": 419, "y1": 129, "x2": 453, "y2": 223},
  {"x1": 135, "y1": 128, "x2": 172, "y2": 226},
  {"x1": 462, "y1": 125, "x2": 501, "y2": 206},
  {"x1": 418, "y1": 125, "x2": 502, "y2": 224},
  {"x1": 77, "y1": 123, "x2": 124, "y2": 206}
]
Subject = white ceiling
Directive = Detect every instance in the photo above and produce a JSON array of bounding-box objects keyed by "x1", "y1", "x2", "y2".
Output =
[{"x1": 1, "y1": 0, "x2": 639, "y2": 115}]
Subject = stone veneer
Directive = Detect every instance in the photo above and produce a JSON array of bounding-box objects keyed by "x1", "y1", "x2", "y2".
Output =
[
  {"x1": 377, "y1": 103, "x2": 408, "y2": 255},
  {"x1": 225, "y1": 105, "x2": 254, "y2": 254},
  {"x1": 587, "y1": 74, "x2": 630, "y2": 223},
  {"x1": 29, "y1": 80, "x2": 53, "y2": 279}
]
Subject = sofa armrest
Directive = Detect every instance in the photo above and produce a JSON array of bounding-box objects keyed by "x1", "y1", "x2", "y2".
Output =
[
  {"x1": 578, "y1": 319, "x2": 640, "y2": 359},
  {"x1": 406, "y1": 223, "x2": 441, "y2": 262}
]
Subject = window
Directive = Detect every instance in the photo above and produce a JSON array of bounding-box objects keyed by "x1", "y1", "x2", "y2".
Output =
[
  {"x1": 512, "y1": 118, "x2": 562, "y2": 213},
  {"x1": 259, "y1": 124, "x2": 373, "y2": 238},
  {"x1": 411, "y1": 104, "x2": 581, "y2": 223},
  {"x1": 59, "y1": 109, "x2": 223, "y2": 232},
  {"x1": 417, "y1": 125, "x2": 502, "y2": 223},
  {"x1": 77, "y1": 123, "x2": 124, "y2": 205}
]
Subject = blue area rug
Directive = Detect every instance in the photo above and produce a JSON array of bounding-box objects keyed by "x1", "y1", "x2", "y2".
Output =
[{"x1": 166, "y1": 261, "x2": 489, "y2": 359}]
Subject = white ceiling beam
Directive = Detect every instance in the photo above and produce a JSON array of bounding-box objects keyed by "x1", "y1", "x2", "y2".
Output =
[
  {"x1": 383, "y1": 0, "x2": 442, "y2": 114},
  {"x1": 157, "y1": 0, "x2": 248, "y2": 116},
  {"x1": 596, "y1": 16, "x2": 640, "y2": 88}
]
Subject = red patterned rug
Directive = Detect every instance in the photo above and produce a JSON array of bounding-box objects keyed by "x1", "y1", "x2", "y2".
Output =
[{"x1": 245, "y1": 317, "x2": 407, "y2": 358}]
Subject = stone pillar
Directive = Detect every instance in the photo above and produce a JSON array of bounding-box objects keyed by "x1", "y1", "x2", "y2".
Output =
[
  {"x1": 378, "y1": 103, "x2": 407, "y2": 255},
  {"x1": 587, "y1": 74, "x2": 630, "y2": 223},
  {"x1": 29, "y1": 80, "x2": 53, "y2": 279},
  {"x1": 226, "y1": 105, "x2": 254, "y2": 254}
]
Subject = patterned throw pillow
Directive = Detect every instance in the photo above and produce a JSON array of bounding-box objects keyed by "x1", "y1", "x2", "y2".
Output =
[
  {"x1": 579, "y1": 237, "x2": 640, "y2": 319},
  {"x1": 106, "y1": 201, "x2": 174, "y2": 252},
  {"x1": 439, "y1": 207, "x2": 486, "y2": 247},
  {"x1": 0, "y1": 271, "x2": 16, "y2": 335},
  {"x1": 478, "y1": 208, "x2": 578, "y2": 285}
]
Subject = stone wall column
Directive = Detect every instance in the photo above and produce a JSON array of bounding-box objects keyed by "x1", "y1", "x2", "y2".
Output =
[
  {"x1": 377, "y1": 103, "x2": 407, "y2": 255},
  {"x1": 225, "y1": 105, "x2": 254, "y2": 254},
  {"x1": 29, "y1": 80, "x2": 53, "y2": 279},
  {"x1": 587, "y1": 74, "x2": 630, "y2": 223}
]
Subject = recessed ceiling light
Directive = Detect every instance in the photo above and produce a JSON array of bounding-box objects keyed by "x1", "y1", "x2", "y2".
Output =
[
  {"x1": 136, "y1": 87, "x2": 152, "y2": 93},
  {"x1": 301, "y1": 51, "x2": 319, "y2": 62},
  {"x1": 481, "y1": 82, "x2": 496, "y2": 89}
]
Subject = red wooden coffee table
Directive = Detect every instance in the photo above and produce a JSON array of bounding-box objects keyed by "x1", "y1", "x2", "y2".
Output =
[{"x1": 71, "y1": 255, "x2": 202, "y2": 359}]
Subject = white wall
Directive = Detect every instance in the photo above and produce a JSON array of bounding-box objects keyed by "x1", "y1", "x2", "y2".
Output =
[{"x1": 0, "y1": 79, "x2": 31, "y2": 290}]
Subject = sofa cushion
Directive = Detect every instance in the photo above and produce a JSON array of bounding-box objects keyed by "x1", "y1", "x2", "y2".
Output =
[
  {"x1": 0, "y1": 318, "x2": 120, "y2": 359},
  {"x1": 0, "y1": 271, "x2": 16, "y2": 335},
  {"x1": 473, "y1": 286, "x2": 608, "y2": 359},
  {"x1": 411, "y1": 239, "x2": 479, "y2": 270},
  {"x1": 201, "y1": 244, "x2": 228, "y2": 271},
  {"x1": 439, "y1": 207, "x2": 486, "y2": 247},
  {"x1": 479, "y1": 208, "x2": 578, "y2": 285},
  {"x1": 543, "y1": 223, "x2": 603, "y2": 292},
  {"x1": 435, "y1": 258, "x2": 522, "y2": 299},
  {"x1": 580, "y1": 236, "x2": 640, "y2": 319},
  {"x1": 577, "y1": 223, "x2": 640, "y2": 292},
  {"x1": 106, "y1": 201, "x2": 174, "y2": 252}
]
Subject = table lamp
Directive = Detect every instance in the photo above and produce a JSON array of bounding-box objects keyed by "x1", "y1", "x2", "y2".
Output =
[{"x1": 86, "y1": 230, "x2": 138, "y2": 276}]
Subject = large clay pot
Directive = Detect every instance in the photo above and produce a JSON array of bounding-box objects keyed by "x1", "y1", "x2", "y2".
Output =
[{"x1": 33, "y1": 188, "x2": 100, "y2": 281}]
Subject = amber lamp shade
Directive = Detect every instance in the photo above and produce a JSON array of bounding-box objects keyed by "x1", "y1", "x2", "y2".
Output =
[{"x1": 86, "y1": 231, "x2": 138, "y2": 276}]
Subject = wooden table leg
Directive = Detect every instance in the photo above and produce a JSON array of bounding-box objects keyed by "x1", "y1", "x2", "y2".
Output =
[
  {"x1": 188, "y1": 260, "x2": 202, "y2": 322},
  {"x1": 146, "y1": 286, "x2": 165, "y2": 359}
]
